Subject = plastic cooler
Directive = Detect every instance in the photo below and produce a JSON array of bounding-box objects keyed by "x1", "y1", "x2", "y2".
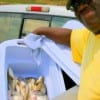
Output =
[{"x1": 0, "y1": 34, "x2": 80, "y2": 100}]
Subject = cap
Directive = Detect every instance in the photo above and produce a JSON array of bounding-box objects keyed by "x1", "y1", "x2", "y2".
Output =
[
  {"x1": 66, "y1": 0, "x2": 90, "y2": 10},
  {"x1": 66, "y1": 0, "x2": 73, "y2": 10}
]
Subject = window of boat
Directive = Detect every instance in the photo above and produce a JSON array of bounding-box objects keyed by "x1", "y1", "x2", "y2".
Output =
[
  {"x1": 0, "y1": 13, "x2": 22, "y2": 43},
  {"x1": 20, "y1": 14, "x2": 51, "y2": 37},
  {"x1": 22, "y1": 18, "x2": 49, "y2": 37}
]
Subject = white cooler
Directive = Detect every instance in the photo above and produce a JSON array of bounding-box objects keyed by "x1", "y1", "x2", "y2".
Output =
[{"x1": 0, "y1": 34, "x2": 80, "y2": 100}]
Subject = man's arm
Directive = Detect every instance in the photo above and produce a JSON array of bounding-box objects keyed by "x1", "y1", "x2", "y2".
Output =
[{"x1": 33, "y1": 27, "x2": 72, "y2": 47}]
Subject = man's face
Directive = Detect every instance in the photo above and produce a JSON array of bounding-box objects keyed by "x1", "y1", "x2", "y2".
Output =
[{"x1": 75, "y1": 0, "x2": 100, "y2": 34}]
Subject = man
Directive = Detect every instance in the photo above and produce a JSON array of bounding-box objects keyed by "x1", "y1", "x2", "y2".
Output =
[{"x1": 33, "y1": 0, "x2": 100, "y2": 99}]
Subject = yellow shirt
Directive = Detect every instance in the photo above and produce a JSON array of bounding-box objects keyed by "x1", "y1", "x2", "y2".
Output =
[
  {"x1": 71, "y1": 28, "x2": 100, "y2": 100},
  {"x1": 71, "y1": 28, "x2": 90, "y2": 64}
]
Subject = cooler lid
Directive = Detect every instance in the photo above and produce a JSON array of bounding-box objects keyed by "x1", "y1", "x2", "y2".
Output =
[{"x1": 23, "y1": 33, "x2": 81, "y2": 85}]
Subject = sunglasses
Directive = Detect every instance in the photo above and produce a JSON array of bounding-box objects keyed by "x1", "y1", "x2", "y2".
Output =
[{"x1": 66, "y1": 0, "x2": 92, "y2": 10}]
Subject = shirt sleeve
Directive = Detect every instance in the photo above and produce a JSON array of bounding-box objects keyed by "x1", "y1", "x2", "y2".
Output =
[{"x1": 70, "y1": 28, "x2": 89, "y2": 64}]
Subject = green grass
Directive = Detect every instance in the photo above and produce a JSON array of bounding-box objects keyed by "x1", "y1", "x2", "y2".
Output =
[{"x1": 0, "y1": 0, "x2": 66, "y2": 6}]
